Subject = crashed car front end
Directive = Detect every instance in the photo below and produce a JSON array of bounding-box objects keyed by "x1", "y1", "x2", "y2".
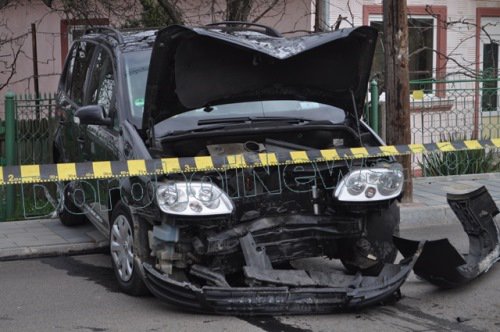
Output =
[
  {"x1": 139, "y1": 174, "x2": 412, "y2": 313},
  {"x1": 132, "y1": 157, "x2": 410, "y2": 314},
  {"x1": 131, "y1": 24, "x2": 417, "y2": 314}
]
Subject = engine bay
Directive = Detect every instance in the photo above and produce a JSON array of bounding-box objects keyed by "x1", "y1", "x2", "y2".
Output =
[{"x1": 156, "y1": 123, "x2": 381, "y2": 158}]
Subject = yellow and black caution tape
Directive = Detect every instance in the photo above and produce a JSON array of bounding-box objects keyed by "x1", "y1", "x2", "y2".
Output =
[{"x1": 1, "y1": 139, "x2": 499, "y2": 185}]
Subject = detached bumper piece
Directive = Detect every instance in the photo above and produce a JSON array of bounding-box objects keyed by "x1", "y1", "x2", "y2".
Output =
[
  {"x1": 142, "y1": 241, "x2": 422, "y2": 315},
  {"x1": 395, "y1": 186, "x2": 500, "y2": 288}
]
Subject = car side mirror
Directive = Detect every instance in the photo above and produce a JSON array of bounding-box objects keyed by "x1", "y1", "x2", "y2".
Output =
[{"x1": 75, "y1": 105, "x2": 112, "y2": 126}]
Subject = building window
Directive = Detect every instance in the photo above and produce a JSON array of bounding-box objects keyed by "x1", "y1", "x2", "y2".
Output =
[
  {"x1": 482, "y1": 43, "x2": 498, "y2": 112},
  {"x1": 68, "y1": 25, "x2": 87, "y2": 45},
  {"x1": 363, "y1": 5, "x2": 447, "y2": 97},
  {"x1": 370, "y1": 18, "x2": 435, "y2": 92}
]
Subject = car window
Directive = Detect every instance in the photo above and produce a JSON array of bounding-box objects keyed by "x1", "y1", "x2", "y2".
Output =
[
  {"x1": 61, "y1": 43, "x2": 78, "y2": 98},
  {"x1": 124, "y1": 50, "x2": 151, "y2": 120},
  {"x1": 88, "y1": 47, "x2": 115, "y2": 118},
  {"x1": 70, "y1": 42, "x2": 96, "y2": 105}
]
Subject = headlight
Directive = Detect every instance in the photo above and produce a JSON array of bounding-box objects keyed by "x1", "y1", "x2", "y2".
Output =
[
  {"x1": 156, "y1": 181, "x2": 233, "y2": 215},
  {"x1": 334, "y1": 167, "x2": 403, "y2": 202}
]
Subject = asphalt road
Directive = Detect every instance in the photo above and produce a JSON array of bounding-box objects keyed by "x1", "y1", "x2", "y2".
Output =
[{"x1": 0, "y1": 224, "x2": 499, "y2": 332}]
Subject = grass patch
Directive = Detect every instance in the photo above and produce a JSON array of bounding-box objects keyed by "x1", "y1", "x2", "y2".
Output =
[{"x1": 418, "y1": 134, "x2": 500, "y2": 176}]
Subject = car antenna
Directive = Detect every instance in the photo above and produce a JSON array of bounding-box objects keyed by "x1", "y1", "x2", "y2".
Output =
[
  {"x1": 350, "y1": 89, "x2": 363, "y2": 146},
  {"x1": 203, "y1": 105, "x2": 214, "y2": 112}
]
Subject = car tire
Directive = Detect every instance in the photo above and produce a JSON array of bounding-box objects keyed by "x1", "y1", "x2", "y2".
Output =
[
  {"x1": 58, "y1": 182, "x2": 88, "y2": 227},
  {"x1": 110, "y1": 202, "x2": 149, "y2": 296},
  {"x1": 341, "y1": 202, "x2": 400, "y2": 273}
]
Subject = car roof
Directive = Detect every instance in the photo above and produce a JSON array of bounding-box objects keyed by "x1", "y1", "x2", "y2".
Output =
[{"x1": 81, "y1": 27, "x2": 157, "y2": 52}]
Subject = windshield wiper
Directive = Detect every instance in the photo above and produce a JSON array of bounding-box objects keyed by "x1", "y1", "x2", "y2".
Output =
[
  {"x1": 165, "y1": 117, "x2": 310, "y2": 137},
  {"x1": 167, "y1": 125, "x2": 227, "y2": 136},
  {"x1": 198, "y1": 117, "x2": 251, "y2": 125},
  {"x1": 198, "y1": 116, "x2": 308, "y2": 126}
]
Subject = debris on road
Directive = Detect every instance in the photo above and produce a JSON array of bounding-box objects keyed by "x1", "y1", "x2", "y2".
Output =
[{"x1": 395, "y1": 186, "x2": 500, "y2": 288}]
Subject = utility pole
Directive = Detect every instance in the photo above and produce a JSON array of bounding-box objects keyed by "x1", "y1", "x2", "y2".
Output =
[
  {"x1": 383, "y1": 0, "x2": 413, "y2": 202},
  {"x1": 31, "y1": 23, "x2": 40, "y2": 120},
  {"x1": 314, "y1": 0, "x2": 329, "y2": 32}
]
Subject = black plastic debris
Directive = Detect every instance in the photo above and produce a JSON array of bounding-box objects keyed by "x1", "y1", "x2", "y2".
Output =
[
  {"x1": 395, "y1": 186, "x2": 500, "y2": 288},
  {"x1": 143, "y1": 244, "x2": 423, "y2": 315}
]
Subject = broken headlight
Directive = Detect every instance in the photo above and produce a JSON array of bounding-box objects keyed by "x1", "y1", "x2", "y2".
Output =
[
  {"x1": 156, "y1": 181, "x2": 234, "y2": 215},
  {"x1": 334, "y1": 167, "x2": 403, "y2": 202}
]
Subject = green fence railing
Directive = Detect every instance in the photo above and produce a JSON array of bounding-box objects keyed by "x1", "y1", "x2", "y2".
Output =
[
  {"x1": 409, "y1": 74, "x2": 500, "y2": 144},
  {"x1": 0, "y1": 92, "x2": 57, "y2": 221}
]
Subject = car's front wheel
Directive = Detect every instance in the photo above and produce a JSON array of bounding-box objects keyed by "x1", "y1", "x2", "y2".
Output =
[{"x1": 110, "y1": 203, "x2": 149, "y2": 296}]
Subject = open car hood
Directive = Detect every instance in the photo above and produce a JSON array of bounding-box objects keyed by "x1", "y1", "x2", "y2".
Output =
[{"x1": 142, "y1": 25, "x2": 378, "y2": 130}]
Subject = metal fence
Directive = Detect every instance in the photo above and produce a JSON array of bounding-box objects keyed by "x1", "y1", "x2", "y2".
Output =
[
  {"x1": 409, "y1": 74, "x2": 500, "y2": 143},
  {"x1": 15, "y1": 93, "x2": 57, "y2": 165},
  {"x1": 0, "y1": 93, "x2": 57, "y2": 221},
  {"x1": 408, "y1": 74, "x2": 500, "y2": 175}
]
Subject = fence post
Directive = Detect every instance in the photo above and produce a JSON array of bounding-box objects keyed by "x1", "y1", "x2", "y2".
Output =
[
  {"x1": 5, "y1": 92, "x2": 16, "y2": 220},
  {"x1": 369, "y1": 79, "x2": 379, "y2": 134}
]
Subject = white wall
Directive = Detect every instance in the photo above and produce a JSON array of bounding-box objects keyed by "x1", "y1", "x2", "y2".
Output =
[
  {"x1": 0, "y1": 0, "x2": 313, "y2": 114},
  {"x1": 0, "y1": 1, "x2": 63, "y2": 102}
]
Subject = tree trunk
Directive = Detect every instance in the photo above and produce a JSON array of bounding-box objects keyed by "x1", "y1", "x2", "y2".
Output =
[
  {"x1": 157, "y1": 0, "x2": 184, "y2": 25},
  {"x1": 226, "y1": 0, "x2": 253, "y2": 22},
  {"x1": 383, "y1": 0, "x2": 413, "y2": 202}
]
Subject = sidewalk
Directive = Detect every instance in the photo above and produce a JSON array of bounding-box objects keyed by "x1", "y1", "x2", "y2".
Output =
[
  {"x1": 0, "y1": 219, "x2": 107, "y2": 260},
  {"x1": 402, "y1": 172, "x2": 500, "y2": 227},
  {"x1": 1, "y1": 173, "x2": 499, "y2": 261}
]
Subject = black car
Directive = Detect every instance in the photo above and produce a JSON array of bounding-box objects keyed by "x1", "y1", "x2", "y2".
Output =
[{"x1": 54, "y1": 22, "x2": 409, "y2": 314}]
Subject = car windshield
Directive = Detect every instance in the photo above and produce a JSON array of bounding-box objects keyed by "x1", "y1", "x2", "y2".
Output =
[
  {"x1": 168, "y1": 100, "x2": 345, "y2": 122},
  {"x1": 124, "y1": 49, "x2": 151, "y2": 120},
  {"x1": 124, "y1": 50, "x2": 345, "y2": 126},
  {"x1": 154, "y1": 100, "x2": 346, "y2": 137}
]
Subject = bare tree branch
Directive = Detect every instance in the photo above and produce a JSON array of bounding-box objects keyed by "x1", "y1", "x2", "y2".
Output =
[
  {"x1": 252, "y1": 0, "x2": 279, "y2": 23},
  {"x1": 0, "y1": 36, "x2": 23, "y2": 90}
]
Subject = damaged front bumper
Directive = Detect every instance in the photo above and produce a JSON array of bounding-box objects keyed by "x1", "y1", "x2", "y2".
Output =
[
  {"x1": 395, "y1": 186, "x2": 500, "y2": 288},
  {"x1": 142, "y1": 247, "x2": 422, "y2": 315},
  {"x1": 140, "y1": 186, "x2": 499, "y2": 314}
]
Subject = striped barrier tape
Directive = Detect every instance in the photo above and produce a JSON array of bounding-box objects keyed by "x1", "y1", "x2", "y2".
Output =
[{"x1": 1, "y1": 139, "x2": 499, "y2": 185}]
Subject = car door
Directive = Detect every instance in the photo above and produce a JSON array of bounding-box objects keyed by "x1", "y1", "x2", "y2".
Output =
[
  {"x1": 81, "y1": 45, "x2": 121, "y2": 231},
  {"x1": 56, "y1": 41, "x2": 97, "y2": 163}
]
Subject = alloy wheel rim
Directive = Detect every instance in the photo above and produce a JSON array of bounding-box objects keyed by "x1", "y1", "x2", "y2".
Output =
[{"x1": 110, "y1": 215, "x2": 134, "y2": 282}]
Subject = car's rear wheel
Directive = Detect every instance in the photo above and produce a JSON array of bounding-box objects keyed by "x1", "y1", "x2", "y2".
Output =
[
  {"x1": 57, "y1": 182, "x2": 88, "y2": 227},
  {"x1": 341, "y1": 202, "x2": 400, "y2": 274},
  {"x1": 110, "y1": 202, "x2": 149, "y2": 296}
]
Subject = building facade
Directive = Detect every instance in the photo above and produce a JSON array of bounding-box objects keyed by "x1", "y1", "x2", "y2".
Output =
[{"x1": 1, "y1": 0, "x2": 499, "y2": 141}]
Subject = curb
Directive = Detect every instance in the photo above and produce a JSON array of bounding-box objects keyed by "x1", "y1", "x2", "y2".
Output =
[
  {"x1": 401, "y1": 203, "x2": 463, "y2": 229},
  {"x1": 0, "y1": 218, "x2": 108, "y2": 262},
  {"x1": 0, "y1": 242, "x2": 108, "y2": 261},
  {"x1": 400, "y1": 200, "x2": 500, "y2": 229}
]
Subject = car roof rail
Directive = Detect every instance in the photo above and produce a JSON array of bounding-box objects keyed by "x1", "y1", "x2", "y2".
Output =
[
  {"x1": 205, "y1": 21, "x2": 282, "y2": 38},
  {"x1": 84, "y1": 26, "x2": 124, "y2": 43}
]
